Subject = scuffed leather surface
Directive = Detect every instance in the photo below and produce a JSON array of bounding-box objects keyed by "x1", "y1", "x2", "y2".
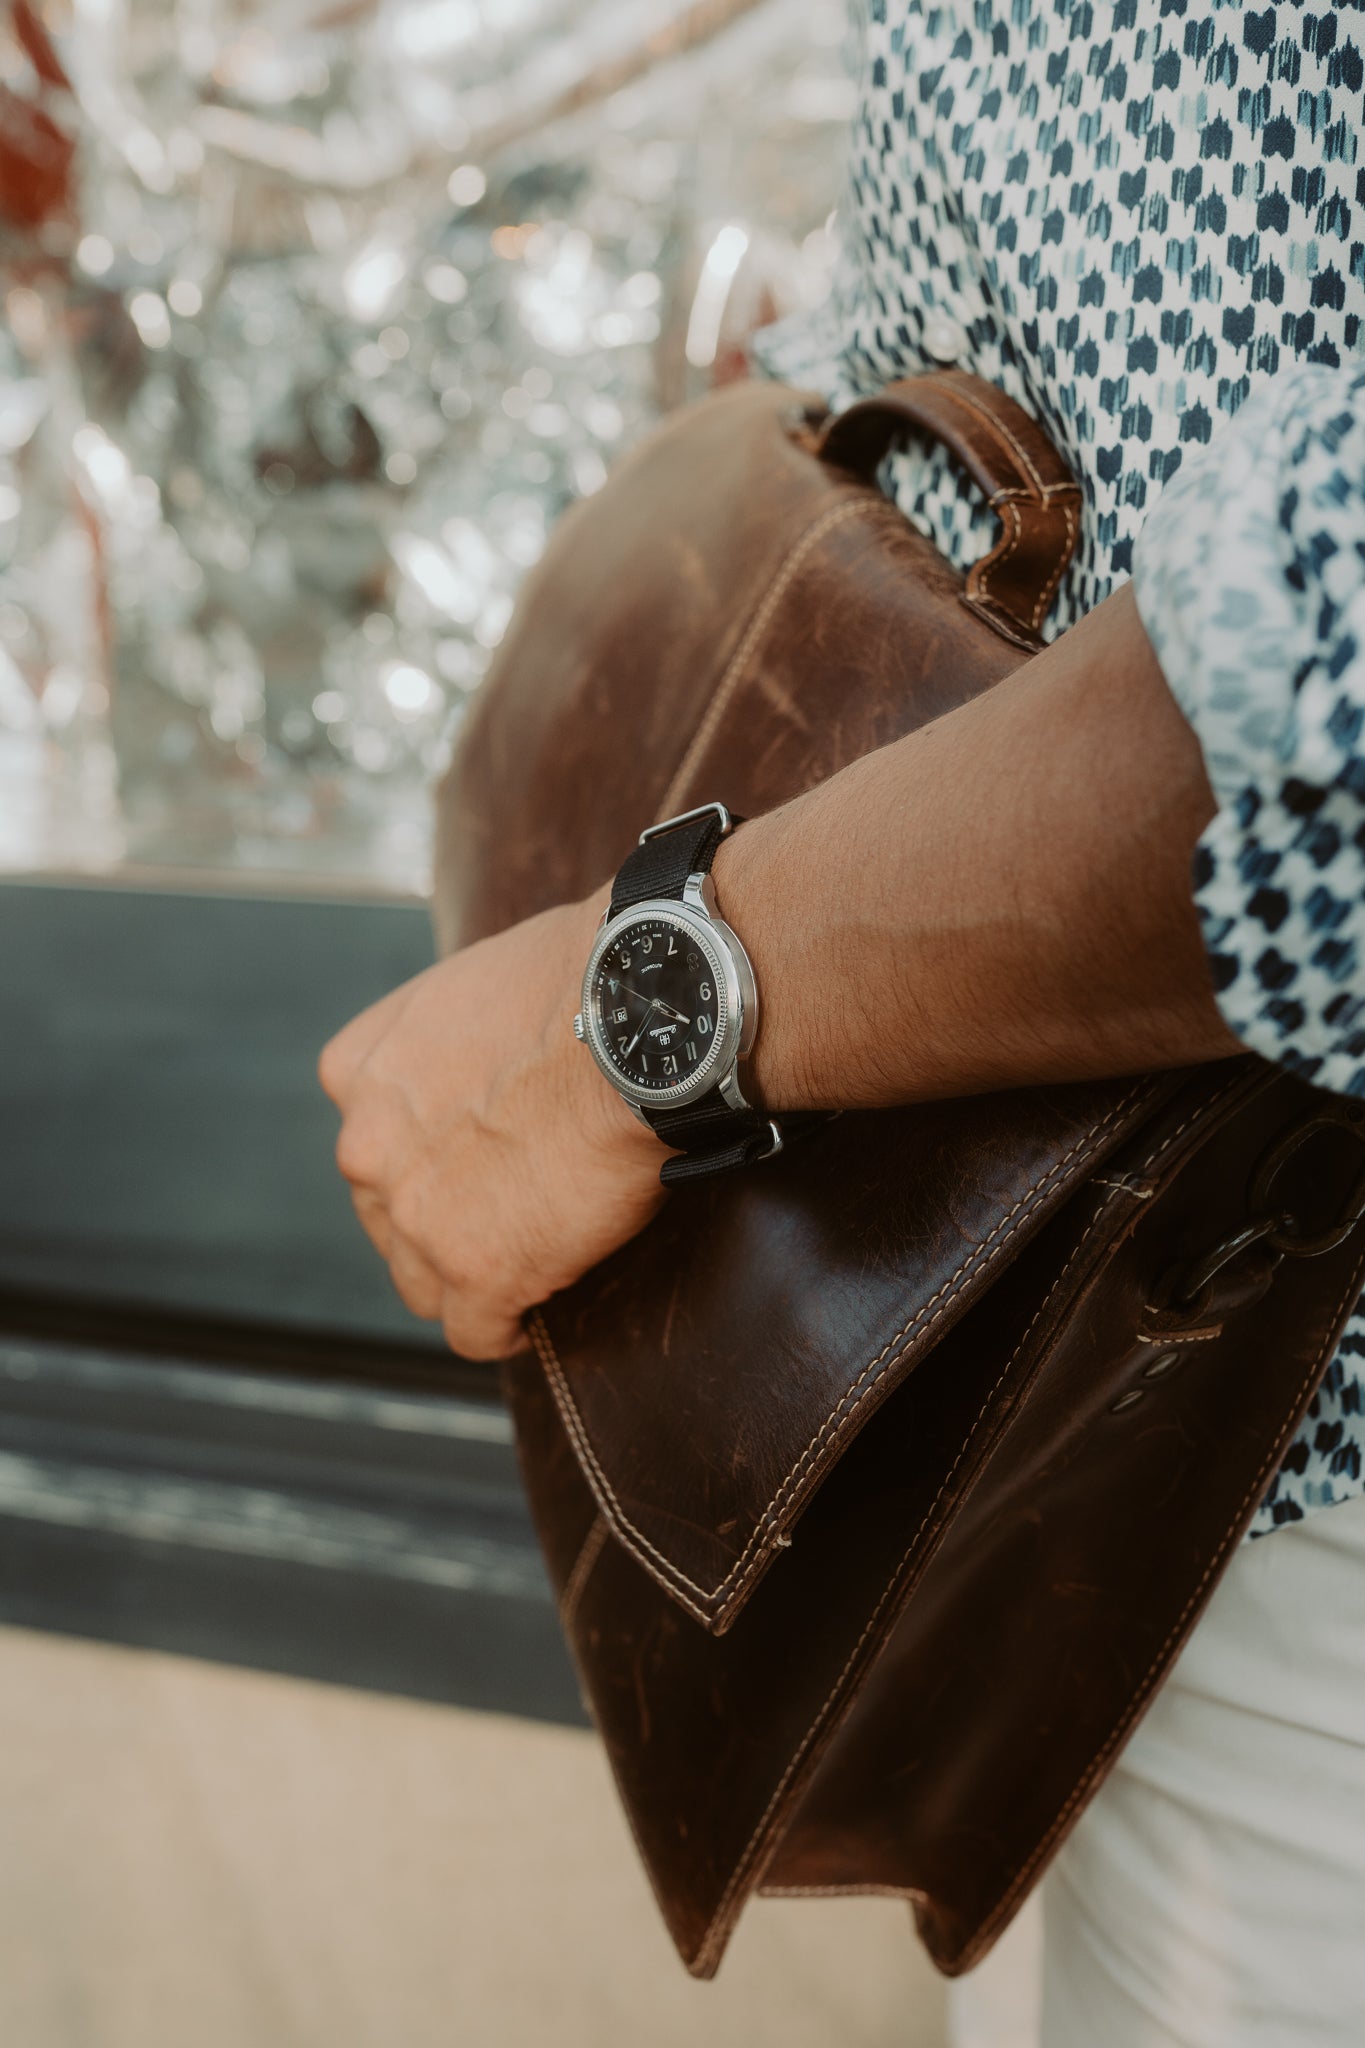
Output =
[
  {"x1": 435, "y1": 373, "x2": 1365, "y2": 1979},
  {"x1": 433, "y1": 378, "x2": 1031, "y2": 953},
  {"x1": 524, "y1": 1080, "x2": 1168, "y2": 1631},
  {"x1": 815, "y1": 368, "x2": 1082, "y2": 650},
  {"x1": 765, "y1": 1068, "x2": 1365, "y2": 1975},
  {"x1": 437, "y1": 373, "x2": 1128, "y2": 1630},
  {"x1": 504, "y1": 1063, "x2": 1365, "y2": 1976}
]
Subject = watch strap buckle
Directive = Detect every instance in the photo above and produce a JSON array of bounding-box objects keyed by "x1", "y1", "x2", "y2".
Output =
[
  {"x1": 638, "y1": 802, "x2": 734, "y2": 847},
  {"x1": 611, "y1": 800, "x2": 741, "y2": 918}
]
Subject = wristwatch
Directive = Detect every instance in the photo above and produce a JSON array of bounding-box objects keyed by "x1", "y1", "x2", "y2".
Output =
[{"x1": 573, "y1": 803, "x2": 790, "y2": 1186}]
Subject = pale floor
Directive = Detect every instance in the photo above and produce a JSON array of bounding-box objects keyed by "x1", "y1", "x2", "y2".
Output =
[{"x1": 0, "y1": 1626, "x2": 951, "y2": 2048}]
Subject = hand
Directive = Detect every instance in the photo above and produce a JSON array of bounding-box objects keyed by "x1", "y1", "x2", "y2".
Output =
[
  {"x1": 621, "y1": 1000, "x2": 659, "y2": 1062},
  {"x1": 616, "y1": 980, "x2": 689, "y2": 1027},
  {"x1": 319, "y1": 890, "x2": 670, "y2": 1359}
]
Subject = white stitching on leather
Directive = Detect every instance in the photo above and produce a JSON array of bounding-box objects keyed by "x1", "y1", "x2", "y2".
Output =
[
  {"x1": 957, "y1": 1232, "x2": 1365, "y2": 1975},
  {"x1": 975, "y1": 494, "x2": 1024, "y2": 611},
  {"x1": 975, "y1": 489, "x2": 1078, "y2": 636},
  {"x1": 933, "y1": 378, "x2": 1052, "y2": 493},
  {"x1": 1028, "y1": 492, "x2": 1078, "y2": 630},
  {"x1": 528, "y1": 1079, "x2": 1155, "y2": 1620},
  {"x1": 528, "y1": 1315, "x2": 714, "y2": 1625},
  {"x1": 690, "y1": 1168, "x2": 1143, "y2": 1975},
  {"x1": 531, "y1": 1086, "x2": 1154, "y2": 1618},
  {"x1": 692, "y1": 1070, "x2": 1256, "y2": 1973},
  {"x1": 658, "y1": 497, "x2": 876, "y2": 819}
]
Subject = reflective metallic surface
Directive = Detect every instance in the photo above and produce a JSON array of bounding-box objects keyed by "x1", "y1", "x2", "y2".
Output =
[{"x1": 0, "y1": 0, "x2": 847, "y2": 891}]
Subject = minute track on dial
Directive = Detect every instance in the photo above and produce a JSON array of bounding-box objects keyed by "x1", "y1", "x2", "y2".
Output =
[{"x1": 583, "y1": 905, "x2": 728, "y2": 1100}]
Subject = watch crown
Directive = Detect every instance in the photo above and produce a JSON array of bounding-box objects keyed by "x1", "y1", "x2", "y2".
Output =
[{"x1": 572, "y1": 1011, "x2": 586, "y2": 1041}]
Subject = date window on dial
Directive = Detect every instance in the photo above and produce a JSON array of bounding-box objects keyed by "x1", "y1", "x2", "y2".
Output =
[{"x1": 611, "y1": 1007, "x2": 628, "y2": 1025}]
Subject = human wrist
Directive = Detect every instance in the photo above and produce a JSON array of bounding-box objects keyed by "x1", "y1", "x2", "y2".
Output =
[
  {"x1": 709, "y1": 811, "x2": 838, "y2": 1115},
  {"x1": 708, "y1": 768, "x2": 954, "y2": 1115}
]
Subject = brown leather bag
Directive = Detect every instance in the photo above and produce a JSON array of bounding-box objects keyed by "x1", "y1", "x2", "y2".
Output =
[{"x1": 433, "y1": 370, "x2": 1365, "y2": 1978}]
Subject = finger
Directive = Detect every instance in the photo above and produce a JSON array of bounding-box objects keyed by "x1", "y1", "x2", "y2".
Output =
[
  {"x1": 350, "y1": 1185, "x2": 393, "y2": 1258},
  {"x1": 387, "y1": 1235, "x2": 445, "y2": 1322},
  {"x1": 440, "y1": 1290, "x2": 529, "y2": 1363}
]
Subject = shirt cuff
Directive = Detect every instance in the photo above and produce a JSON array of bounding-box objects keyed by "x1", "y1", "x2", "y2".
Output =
[{"x1": 1132, "y1": 364, "x2": 1365, "y2": 1095}]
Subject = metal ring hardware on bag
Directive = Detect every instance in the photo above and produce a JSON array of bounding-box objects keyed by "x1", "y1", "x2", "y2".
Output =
[{"x1": 1164, "y1": 1105, "x2": 1365, "y2": 1317}]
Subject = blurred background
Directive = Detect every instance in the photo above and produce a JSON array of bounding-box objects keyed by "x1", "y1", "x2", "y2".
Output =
[
  {"x1": 0, "y1": 0, "x2": 851, "y2": 886},
  {"x1": 0, "y1": 0, "x2": 950, "y2": 2039}
]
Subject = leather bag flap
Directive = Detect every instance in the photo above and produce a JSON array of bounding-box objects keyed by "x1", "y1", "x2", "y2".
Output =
[{"x1": 530, "y1": 1073, "x2": 1168, "y2": 1634}]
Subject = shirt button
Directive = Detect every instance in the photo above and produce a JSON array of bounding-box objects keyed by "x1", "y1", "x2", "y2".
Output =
[{"x1": 922, "y1": 312, "x2": 968, "y2": 365}]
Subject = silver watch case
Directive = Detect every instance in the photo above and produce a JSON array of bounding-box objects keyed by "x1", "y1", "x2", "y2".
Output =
[{"x1": 574, "y1": 872, "x2": 758, "y2": 1115}]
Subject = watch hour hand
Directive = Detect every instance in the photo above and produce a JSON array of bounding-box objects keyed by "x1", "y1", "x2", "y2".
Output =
[{"x1": 623, "y1": 1002, "x2": 661, "y2": 1060}]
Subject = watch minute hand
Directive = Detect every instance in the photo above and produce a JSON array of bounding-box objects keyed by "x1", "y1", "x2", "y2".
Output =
[
  {"x1": 622, "y1": 1002, "x2": 661, "y2": 1060},
  {"x1": 617, "y1": 983, "x2": 689, "y2": 1027}
]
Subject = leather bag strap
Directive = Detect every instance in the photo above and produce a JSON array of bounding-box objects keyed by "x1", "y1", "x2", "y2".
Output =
[{"x1": 815, "y1": 367, "x2": 1083, "y2": 651}]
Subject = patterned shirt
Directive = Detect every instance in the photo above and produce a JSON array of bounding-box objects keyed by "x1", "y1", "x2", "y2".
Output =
[{"x1": 756, "y1": 1, "x2": 1365, "y2": 1535}]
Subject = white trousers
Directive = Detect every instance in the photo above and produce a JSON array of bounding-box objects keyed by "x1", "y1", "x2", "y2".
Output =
[{"x1": 946, "y1": 1492, "x2": 1365, "y2": 2048}]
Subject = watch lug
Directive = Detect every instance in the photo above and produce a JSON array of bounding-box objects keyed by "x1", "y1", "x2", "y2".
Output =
[
  {"x1": 718, "y1": 1066, "x2": 752, "y2": 1113},
  {"x1": 682, "y1": 871, "x2": 718, "y2": 917}
]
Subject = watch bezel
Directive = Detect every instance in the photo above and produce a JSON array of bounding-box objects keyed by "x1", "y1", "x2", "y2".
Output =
[{"x1": 580, "y1": 894, "x2": 751, "y2": 1110}]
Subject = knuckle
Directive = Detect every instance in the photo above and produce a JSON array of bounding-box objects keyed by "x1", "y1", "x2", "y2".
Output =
[
  {"x1": 335, "y1": 1113, "x2": 388, "y2": 1188},
  {"x1": 440, "y1": 1303, "x2": 471, "y2": 1356},
  {"x1": 440, "y1": 1298, "x2": 522, "y2": 1363},
  {"x1": 395, "y1": 1277, "x2": 441, "y2": 1322},
  {"x1": 350, "y1": 1185, "x2": 392, "y2": 1257},
  {"x1": 317, "y1": 1029, "x2": 357, "y2": 1104},
  {"x1": 388, "y1": 1182, "x2": 433, "y2": 1252},
  {"x1": 389, "y1": 1252, "x2": 442, "y2": 1322}
]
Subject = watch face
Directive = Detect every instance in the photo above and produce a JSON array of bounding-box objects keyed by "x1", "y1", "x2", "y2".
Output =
[{"x1": 585, "y1": 907, "x2": 730, "y2": 1100}]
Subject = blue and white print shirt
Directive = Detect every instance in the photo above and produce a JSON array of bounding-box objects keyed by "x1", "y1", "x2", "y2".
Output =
[{"x1": 756, "y1": 1, "x2": 1365, "y2": 1536}]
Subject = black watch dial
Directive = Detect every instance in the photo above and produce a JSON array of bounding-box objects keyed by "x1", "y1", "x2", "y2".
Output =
[{"x1": 589, "y1": 912, "x2": 725, "y2": 1095}]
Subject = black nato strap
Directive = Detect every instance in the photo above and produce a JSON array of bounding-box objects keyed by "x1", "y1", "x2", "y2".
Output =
[
  {"x1": 608, "y1": 806, "x2": 732, "y2": 917},
  {"x1": 651, "y1": 1093, "x2": 793, "y2": 1186},
  {"x1": 610, "y1": 805, "x2": 828, "y2": 1186}
]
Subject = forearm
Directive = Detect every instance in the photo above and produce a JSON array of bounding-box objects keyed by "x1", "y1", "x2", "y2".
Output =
[
  {"x1": 327, "y1": 373, "x2": 1365, "y2": 1358},
  {"x1": 711, "y1": 582, "x2": 1242, "y2": 1112}
]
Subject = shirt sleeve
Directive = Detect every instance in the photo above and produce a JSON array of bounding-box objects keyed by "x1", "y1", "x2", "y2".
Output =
[{"x1": 1131, "y1": 362, "x2": 1365, "y2": 1097}]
